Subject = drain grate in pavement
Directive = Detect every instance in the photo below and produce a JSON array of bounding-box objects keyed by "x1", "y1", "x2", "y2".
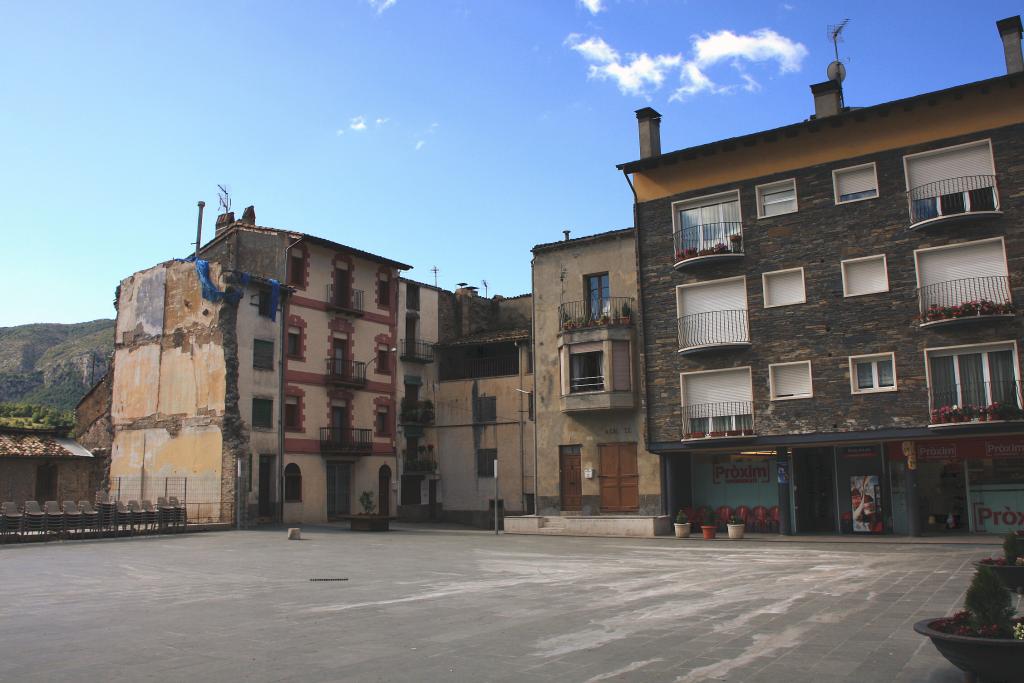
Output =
[{"x1": 309, "y1": 578, "x2": 349, "y2": 582}]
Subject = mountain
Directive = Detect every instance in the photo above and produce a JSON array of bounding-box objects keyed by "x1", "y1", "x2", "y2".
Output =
[{"x1": 0, "y1": 319, "x2": 115, "y2": 411}]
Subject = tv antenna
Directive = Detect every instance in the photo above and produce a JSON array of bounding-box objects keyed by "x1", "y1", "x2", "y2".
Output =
[
  {"x1": 482, "y1": 279, "x2": 489, "y2": 298},
  {"x1": 826, "y1": 19, "x2": 849, "y2": 83},
  {"x1": 430, "y1": 266, "x2": 439, "y2": 288},
  {"x1": 217, "y1": 184, "x2": 231, "y2": 214}
]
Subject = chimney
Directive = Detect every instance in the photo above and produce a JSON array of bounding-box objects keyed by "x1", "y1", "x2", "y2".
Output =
[
  {"x1": 635, "y1": 107, "x2": 661, "y2": 158},
  {"x1": 810, "y1": 80, "x2": 843, "y2": 118},
  {"x1": 215, "y1": 211, "x2": 235, "y2": 236},
  {"x1": 563, "y1": 230, "x2": 571, "y2": 241},
  {"x1": 997, "y1": 15, "x2": 1023, "y2": 74},
  {"x1": 240, "y1": 205, "x2": 256, "y2": 224}
]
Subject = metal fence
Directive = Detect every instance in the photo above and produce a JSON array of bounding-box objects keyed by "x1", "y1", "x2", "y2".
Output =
[
  {"x1": 916, "y1": 275, "x2": 1012, "y2": 320},
  {"x1": 682, "y1": 401, "x2": 755, "y2": 437},
  {"x1": 677, "y1": 310, "x2": 749, "y2": 350},
  {"x1": 558, "y1": 297, "x2": 635, "y2": 330},
  {"x1": 325, "y1": 284, "x2": 365, "y2": 313},
  {"x1": 673, "y1": 221, "x2": 743, "y2": 260},
  {"x1": 110, "y1": 476, "x2": 226, "y2": 524},
  {"x1": 908, "y1": 174, "x2": 997, "y2": 224}
]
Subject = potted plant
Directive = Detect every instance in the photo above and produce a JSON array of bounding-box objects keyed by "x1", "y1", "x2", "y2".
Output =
[
  {"x1": 709, "y1": 430, "x2": 726, "y2": 437},
  {"x1": 701, "y1": 510, "x2": 717, "y2": 540},
  {"x1": 977, "y1": 532, "x2": 1024, "y2": 593},
  {"x1": 729, "y1": 234, "x2": 742, "y2": 253},
  {"x1": 686, "y1": 431, "x2": 705, "y2": 439},
  {"x1": 620, "y1": 302, "x2": 632, "y2": 325},
  {"x1": 674, "y1": 510, "x2": 691, "y2": 538},
  {"x1": 727, "y1": 515, "x2": 746, "y2": 539},
  {"x1": 727, "y1": 429, "x2": 741, "y2": 436},
  {"x1": 349, "y1": 490, "x2": 390, "y2": 531},
  {"x1": 915, "y1": 565, "x2": 1024, "y2": 681}
]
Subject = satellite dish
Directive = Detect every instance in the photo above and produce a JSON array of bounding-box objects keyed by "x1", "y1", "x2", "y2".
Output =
[{"x1": 827, "y1": 60, "x2": 846, "y2": 83}]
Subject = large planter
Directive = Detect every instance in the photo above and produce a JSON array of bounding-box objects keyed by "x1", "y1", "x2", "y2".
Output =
[
  {"x1": 674, "y1": 522, "x2": 691, "y2": 539},
  {"x1": 914, "y1": 619, "x2": 1024, "y2": 682},
  {"x1": 349, "y1": 516, "x2": 391, "y2": 532},
  {"x1": 701, "y1": 525, "x2": 717, "y2": 540},
  {"x1": 976, "y1": 562, "x2": 1024, "y2": 593},
  {"x1": 727, "y1": 523, "x2": 745, "y2": 540}
]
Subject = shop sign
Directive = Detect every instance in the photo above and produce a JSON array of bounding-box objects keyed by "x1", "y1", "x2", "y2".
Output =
[
  {"x1": 973, "y1": 501, "x2": 1024, "y2": 532},
  {"x1": 712, "y1": 462, "x2": 769, "y2": 485},
  {"x1": 837, "y1": 445, "x2": 879, "y2": 458},
  {"x1": 886, "y1": 437, "x2": 1024, "y2": 463}
]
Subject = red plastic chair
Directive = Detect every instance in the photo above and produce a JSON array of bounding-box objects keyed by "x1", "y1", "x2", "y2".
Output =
[
  {"x1": 769, "y1": 505, "x2": 781, "y2": 532},
  {"x1": 734, "y1": 505, "x2": 751, "y2": 530},
  {"x1": 751, "y1": 506, "x2": 768, "y2": 532},
  {"x1": 716, "y1": 506, "x2": 732, "y2": 530}
]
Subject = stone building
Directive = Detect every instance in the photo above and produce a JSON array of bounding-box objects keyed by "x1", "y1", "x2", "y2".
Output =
[
  {"x1": 0, "y1": 427, "x2": 102, "y2": 504},
  {"x1": 617, "y1": 16, "x2": 1024, "y2": 536}
]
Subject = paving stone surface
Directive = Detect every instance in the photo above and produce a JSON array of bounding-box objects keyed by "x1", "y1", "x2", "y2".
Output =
[{"x1": 0, "y1": 525, "x2": 1013, "y2": 682}]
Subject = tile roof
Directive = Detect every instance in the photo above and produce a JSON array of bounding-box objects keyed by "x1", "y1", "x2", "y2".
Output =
[
  {"x1": 0, "y1": 429, "x2": 94, "y2": 459},
  {"x1": 440, "y1": 328, "x2": 530, "y2": 347}
]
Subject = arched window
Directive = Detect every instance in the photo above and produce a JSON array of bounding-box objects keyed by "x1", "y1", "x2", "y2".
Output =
[{"x1": 284, "y1": 463, "x2": 302, "y2": 502}]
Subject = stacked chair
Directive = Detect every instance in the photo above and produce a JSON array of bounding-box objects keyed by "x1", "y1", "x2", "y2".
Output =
[
  {"x1": 0, "y1": 494, "x2": 189, "y2": 543},
  {"x1": 62, "y1": 501, "x2": 82, "y2": 537},
  {"x1": 1, "y1": 502, "x2": 23, "y2": 539}
]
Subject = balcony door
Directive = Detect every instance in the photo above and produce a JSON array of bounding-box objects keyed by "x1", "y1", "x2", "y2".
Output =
[
  {"x1": 916, "y1": 239, "x2": 1009, "y2": 311},
  {"x1": 331, "y1": 405, "x2": 348, "y2": 445},
  {"x1": 677, "y1": 194, "x2": 741, "y2": 252},
  {"x1": 332, "y1": 339, "x2": 347, "y2": 378},
  {"x1": 929, "y1": 347, "x2": 1019, "y2": 412},
  {"x1": 326, "y1": 462, "x2": 352, "y2": 518},
  {"x1": 681, "y1": 368, "x2": 754, "y2": 435},
  {"x1": 677, "y1": 277, "x2": 748, "y2": 349},
  {"x1": 585, "y1": 273, "x2": 609, "y2": 321},
  {"x1": 334, "y1": 268, "x2": 350, "y2": 307}
]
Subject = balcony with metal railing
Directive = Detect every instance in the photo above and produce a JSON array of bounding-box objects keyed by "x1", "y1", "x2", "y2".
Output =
[
  {"x1": 928, "y1": 380, "x2": 1023, "y2": 428},
  {"x1": 672, "y1": 222, "x2": 744, "y2": 270},
  {"x1": 561, "y1": 371, "x2": 635, "y2": 412},
  {"x1": 325, "y1": 358, "x2": 368, "y2": 387},
  {"x1": 677, "y1": 310, "x2": 750, "y2": 354},
  {"x1": 681, "y1": 401, "x2": 755, "y2": 440},
  {"x1": 325, "y1": 284, "x2": 365, "y2": 316},
  {"x1": 400, "y1": 339, "x2": 434, "y2": 363},
  {"x1": 916, "y1": 276, "x2": 1014, "y2": 327},
  {"x1": 400, "y1": 399, "x2": 435, "y2": 425},
  {"x1": 558, "y1": 297, "x2": 635, "y2": 332},
  {"x1": 319, "y1": 427, "x2": 373, "y2": 453},
  {"x1": 907, "y1": 175, "x2": 999, "y2": 229}
]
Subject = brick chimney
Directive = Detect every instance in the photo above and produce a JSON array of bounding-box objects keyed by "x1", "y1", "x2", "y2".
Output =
[
  {"x1": 810, "y1": 80, "x2": 843, "y2": 118},
  {"x1": 635, "y1": 107, "x2": 661, "y2": 159},
  {"x1": 240, "y1": 205, "x2": 256, "y2": 224},
  {"x1": 215, "y1": 211, "x2": 235, "y2": 236},
  {"x1": 997, "y1": 15, "x2": 1023, "y2": 74}
]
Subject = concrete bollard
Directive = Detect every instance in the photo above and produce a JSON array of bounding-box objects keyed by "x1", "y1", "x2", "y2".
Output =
[{"x1": 287, "y1": 528, "x2": 301, "y2": 540}]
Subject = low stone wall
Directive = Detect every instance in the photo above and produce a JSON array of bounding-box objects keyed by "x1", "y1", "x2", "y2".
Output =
[{"x1": 505, "y1": 515, "x2": 671, "y2": 538}]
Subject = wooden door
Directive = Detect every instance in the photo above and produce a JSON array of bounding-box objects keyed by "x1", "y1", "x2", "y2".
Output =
[
  {"x1": 559, "y1": 447, "x2": 582, "y2": 511},
  {"x1": 378, "y1": 465, "x2": 391, "y2": 517},
  {"x1": 258, "y1": 455, "x2": 273, "y2": 518},
  {"x1": 599, "y1": 443, "x2": 639, "y2": 513},
  {"x1": 326, "y1": 462, "x2": 352, "y2": 518}
]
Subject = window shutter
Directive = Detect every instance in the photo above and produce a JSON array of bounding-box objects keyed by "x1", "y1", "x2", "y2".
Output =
[
  {"x1": 835, "y1": 165, "x2": 877, "y2": 199},
  {"x1": 763, "y1": 270, "x2": 805, "y2": 307},
  {"x1": 843, "y1": 256, "x2": 888, "y2": 296},
  {"x1": 569, "y1": 341, "x2": 603, "y2": 354},
  {"x1": 917, "y1": 240, "x2": 1007, "y2": 286},
  {"x1": 253, "y1": 340, "x2": 274, "y2": 369},
  {"x1": 760, "y1": 180, "x2": 796, "y2": 216},
  {"x1": 679, "y1": 278, "x2": 746, "y2": 315},
  {"x1": 772, "y1": 363, "x2": 812, "y2": 398},
  {"x1": 906, "y1": 142, "x2": 994, "y2": 190},
  {"x1": 683, "y1": 369, "x2": 753, "y2": 413},
  {"x1": 612, "y1": 341, "x2": 631, "y2": 391}
]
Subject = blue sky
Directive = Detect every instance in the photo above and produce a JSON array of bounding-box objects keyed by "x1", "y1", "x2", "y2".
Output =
[{"x1": 0, "y1": 0, "x2": 1019, "y2": 326}]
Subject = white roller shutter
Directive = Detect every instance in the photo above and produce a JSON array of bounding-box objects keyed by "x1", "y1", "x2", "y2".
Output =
[
  {"x1": 570, "y1": 341, "x2": 603, "y2": 354},
  {"x1": 763, "y1": 269, "x2": 805, "y2": 307},
  {"x1": 906, "y1": 141, "x2": 994, "y2": 190},
  {"x1": 835, "y1": 165, "x2": 877, "y2": 199},
  {"x1": 917, "y1": 240, "x2": 1007, "y2": 286},
  {"x1": 683, "y1": 368, "x2": 753, "y2": 408},
  {"x1": 771, "y1": 362, "x2": 812, "y2": 398},
  {"x1": 843, "y1": 256, "x2": 888, "y2": 297},
  {"x1": 678, "y1": 278, "x2": 746, "y2": 316}
]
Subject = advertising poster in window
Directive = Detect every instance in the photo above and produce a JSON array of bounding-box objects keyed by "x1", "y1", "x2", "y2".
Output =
[{"x1": 851, "y1": 475, "x2": 883, "y2": 533}]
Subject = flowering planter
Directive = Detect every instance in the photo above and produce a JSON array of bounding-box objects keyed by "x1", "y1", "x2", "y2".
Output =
[
  {"x1": 975, "y1": 562, "x2": 1024, "y2": 593},
  {"x1": 709, "y1": 431, "x2": 726, "y2": 437},
  {"x1": 914, "y1": 619, "x2": 1024, "y2": 682},
  {"x1": 686, "y1": 432, "x2": 706, "y2": 439},
  {"x1": 673, "y1": 522, "x2": 691, "y2": 539},
  {"x1": 701, "y1": 525, "x2": 717, "y2": 540},
  {"x1": 727, "y1": 523, "x2": 745, "y2": 540}
]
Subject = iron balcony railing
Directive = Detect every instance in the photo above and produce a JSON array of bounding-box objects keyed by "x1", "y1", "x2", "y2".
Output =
[
  {"x1": 908, "y1": 174, "x2": 997, "y2": 225},
  {"x1": 326, "y1": 358, "x2": 368, "y2": 386},
  {"x1": 325, "y1": 284, "x2": 365, "y2": 314},
  {"x1": 682, "y1": 401, "x2": 754, "y2": 438},
  {"x1": 673, "y1": 222, "x2": 743, "y2": 262},
  {"x1": 319, "y1": 427, "x2": 373, "y2": 453},
  {"x1": 558, "y1": 297, "x2": 635, "y2": 331},
  {"x1": 440, "y1": 355, "x2": 519, "y2": 381},
  {"x1": 677, "y1": 310, "x2": 749, "y2": 350},
  {"x1": 569, "y1": 374, "x2": 605, "y2": 393},
  {"x1": 400, "y1": 339, "x2": 434, "y2": 362},
  {"x1": 400, "y1": 399, "x2": 435, "y2": 425},
  {"x1": 929, "y1": 380, "x2": 1023, "y2": 424},
  {"x1": 916, "y1": 276, "x2": 1013, "y2": 324}
]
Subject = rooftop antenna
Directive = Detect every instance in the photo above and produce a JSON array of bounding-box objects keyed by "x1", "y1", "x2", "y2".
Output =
[
  {"x1": 430, "y1": 266, "x2": 439, "y2": 288},
  {"x1": 217, "y1": 184, "x2": 231, "y2": 214},
  {"x1": 826, "y1": 19, "x2": 849, "y2": 107},
  {"x1": 482, "y1": 279, "x2": 489, "y2": 298}
]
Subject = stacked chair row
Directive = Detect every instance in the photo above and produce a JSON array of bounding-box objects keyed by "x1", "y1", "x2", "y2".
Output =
[{"x1": 0, "y1": 497, "x2": 187, "y2": 541}]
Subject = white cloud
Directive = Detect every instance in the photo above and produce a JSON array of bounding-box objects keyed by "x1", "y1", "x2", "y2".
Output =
[
  {"x1": 368, "y1": 0, "x2": 396, "y2": 13},
  {"x1": 350, "y1": 116, "x2": 367, "y2": 131},
  {"x1": 415, "y1": 140, "x2": 426, "y2": 151},
  {"x1": 579, "y1": 0, "x2": 604, "y2": 14},
  {"x1": 375, "y1": 117, "x2": 389, "y2": 126},
  {"x1": 566, "y1": 28, "x2": 807, "y2": 102}
]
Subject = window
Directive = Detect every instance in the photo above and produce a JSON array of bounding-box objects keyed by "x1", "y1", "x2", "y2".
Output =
[
  {"x1": 475, "y1": 395, "x2": 497, "y2": 422},
  {"x1": 376, "y1": 407, "x2": 390, "y2": 436},
  {"x1": 915, "y1": 239, "x2": 1010, "y2": 320},
  {"x1": 673, "y1": 191, "x2": 742, "y2": 257},
  {"x1": 850, "y1": 354, "x2": 897, "y2": 394},
  {"x1": 928, "y1": 344, "x2": 1020, "y2": 415},
  {"x1": 252, "y1": 398, "x2": 273, "y2": 428},
  {"x1": 377, "y1": 348, "x2": 391, "y2": 373},
  {"x1": 288, "y1": 253, "x2": 304, "y2": 287},
  {"x1": 762, "y1": 268, "x2": 805, "y2": 308},
  {"x1": 905, "y1": 140, "x2": 997, "y2": 224},
  {"x1": 756, "y1": 179, "x2": 797, "y2": 218},
  {"x1": 584, "y1": 273, "x2": 610, "y2": 320},
  {"x1": 527, "y1": 392, "x2": 534, "y2": 421},
  {"x1": 253, "y1": 339, "x2": 274, "y2": 370},
  {"x1": 569, "y1": 345, "x2": 604, "y2": 393},
  {"x1": 769, "y1": 362, "x2": 813, "y2": 400},
  {"x1": 378, "y1": 278, "x2": 391, "y2": 307},
  {"x1": 257, "y1": 288, "x2": 273, "y2": 318},
  {"x1": 284, "y1": 463, "x2": 302, "y2": 502},
  {"x1": 284, "y1": 396, "x2": 300, "y2": 429},
  {"x1": 476, "y1": 448, "x2": 497, "y2": 477},
  {"x1": 287, "y1": 327, "x2": 302, "y2": 358},
  {"x1": 611, "y1": 340, "x2": 631, "y2": 392},
  {"x1": 841, "y1": 255, "x2": 889, "y2": 297},
  {"x1": 406, "y1": 283, "x2": 420, "y2": 311},
  {"x1": 833, "y1": 163, "x2": 878, "y2": 204},
  {"x1": 676, "y1": 276, "x2": 749, "y2": 348},
  {"x1": 680, "y1": 367, "x2": 753, "y2": 435}
]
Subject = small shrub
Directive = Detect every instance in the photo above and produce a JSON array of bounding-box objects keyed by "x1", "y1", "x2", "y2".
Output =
[
  {"x1": 964, "y1": 566, "x2": 1015, "y2": 636},
  {"x1": 675, "y1": 510, "x2": 688, "y2": 525},
  {"x1": 358, "y1": 490, "x2": 375, "y2": 515},
  {"x1": 1003, "y1": 531, "x2": 1021, "y2": 565}
]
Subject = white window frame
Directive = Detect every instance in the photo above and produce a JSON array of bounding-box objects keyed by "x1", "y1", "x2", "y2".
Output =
[
  {"x1": 923, "y1": 340, "x2": 1022, "y2": 408},
  {"x1": 902, "y1": 139, "x2": 1000, "y2": 225},
  {"x1": 768, "y1": 361, "x2": 813, "y2": 401},
  {"x1": 841, "y1": 254, "x2": 889, "y2": 298},
  {"x1": 755, "y1": 178, "x2": 798, "y2": 218},
  {"x1": 671, "y1": 190, "x2": 743, "y2": 257},
  {"x1": 761, "y1": 267, "x2": 806, "y2": 308},
  {"x1": 912, "y1": 236, "x2": 1009, "y2": 290},
  {"x1": 849, "y1": 353, "x2": 898, "y2": 395},
  {"x1": 832, "y1": 162, "x2": 879, "y2": 205},
  {"x1": 679, "y1": 367, "x2": 754, "y2": 434}
]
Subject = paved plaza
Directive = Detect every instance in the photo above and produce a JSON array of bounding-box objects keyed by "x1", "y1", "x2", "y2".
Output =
[{"x1": 0, "y1": 525, "x2": 1010, "y2": 682}]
